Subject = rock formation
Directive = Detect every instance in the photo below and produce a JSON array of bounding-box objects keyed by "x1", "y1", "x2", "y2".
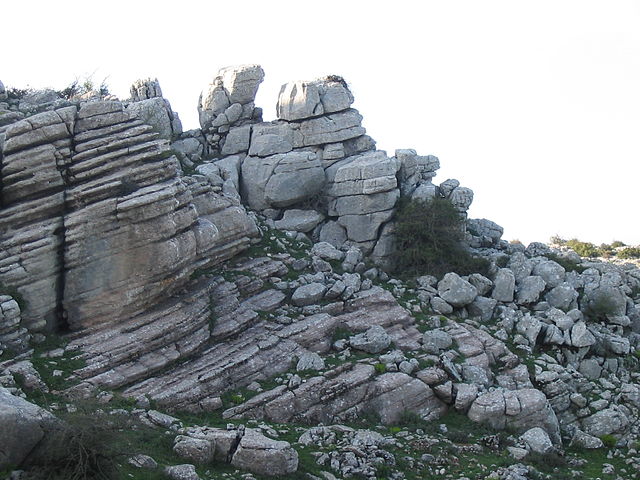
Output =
[{"x1": 0, "y1": 66, "x2": 639, "y2": 480}]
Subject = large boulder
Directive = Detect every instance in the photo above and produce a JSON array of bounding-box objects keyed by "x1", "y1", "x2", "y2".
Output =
[
  {"x1": 0, "y1": 387, "x2": 60, "y2": 469},
  {"x1": 437, "y1": 273, "x2": 478, "y2": 307},
  {"x1": 241, "y1": 151, "x2": 325, "y2": 210},
  {"x1": 276, "y1": 76, "x2": 354, "y2": 121},
  {"x1": 231, "y1": 429, "x2": 299, "y2": 476},
  {"x1": 492, "y1": 269, "x2": 515, "y2": 302},
  {"x1": 467, "y1": 388, "x2": 561, "y2": 444},
  {"x1": 198, "y1": 64, "x2": 264, "y2": 129}
]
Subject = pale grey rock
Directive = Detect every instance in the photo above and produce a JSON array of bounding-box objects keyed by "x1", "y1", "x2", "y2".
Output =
[
  {"x1": 173, "y1": 436, "x2": 214, "y2": 464},
  {"x1": 429, "y1": 296, "x2": 453, "y2": 315},
  {"x1": 370, "y1": 222, "x2": 396, "y2": 267},
  {"x1": 578, "y1": 358, "x2": 602, "y2": 379},
  {"x1": 198, "y1": 65, "x2": 264, "y2": 129},
  {"x1": 241, "y1": 151, "x2": 325, "y2": 210},
  {"x1": 337, "y1": 210, "x2": 394, "y2": 243},
  {"x1": 508, "y1": 252, "x2": 533, "y2": 282},
  {"x1": 126, "y1": 97, "x2": 179, "y2": 139},
  {"x1": 231, "y1": 429, "x2": 298, "y2": 476},
  {"x1": 532, "y1": 260, "x2": 565, "y2": 288},
  {"x1": 422, "y1": 329, "x2": 453, "y2": 354},
  {"x1": 311, "y1": 242, "x2": 344, "y2": 261},
  {"x1": 492, "y1": 269, "x2": 515, "y2": 302},
  {"x1": 249, "y1": 123, "x2": 293, "y2": 157},
  {"x1": 584, "y1": 286, "x2": 627, "y2": 319},
  {"x1": 164, "y1": 464, "x2": 201, "y2": 480},
  {"x1": 294, "y1": 109, "x2": 365, "y2": 147},
  {"x1": 0, "y1": 387, "x2": 60, "y2": 470},
  {"x1": 323, "y1": 142, "x2": 345, "y2": 160},
  {"x1": 411, "y1": 183, "x2": 438, "y2": 202},
  {"x1": 128, "y1": 453, "x2": 158, "y2": 469},
  {"x1": 276, "y1": 81, "x2": 323, "y2": 120},
  {"x1": 277, "y1": 77, "x2": 354, "y2": 121},
  {"x1": 341, "y1": 247, "x2": 363, "y2": 273},
  {"x1": 570, "y1": 430, "x2": 604, "y2": 449},
  {"x1": 448, "y1": 186, "x2": 474, "y2": 212},
  {"x1": 570, "y1": 321, "x2": 596, "y2": 348},
  {"x1": 172, "y1": 137, "x2": 204, "y2": 159},
  {"x1": 326, "y1": 151, "x2": 399, "y2": 197},
  {"x1": 274, "y1": 209, "x2": 324, "y2": 233},
  {"x1": 195, "y1": 163, "x2": 224, "y2": 187},
  {"x1": 318, "y1": 221, "x2": 347, "y2": 248},
  {"x1": 520, "y1": 427, "x2": 553, "y2": 454},
  {"x1": 582, "y1": 407, "x2": 629, "y2": 437},
  {"x1": 467, "y1": 218, "x2": 504, "y2": 244},
  {"x1": 467, "y1": 273, "x2": 493, "y2": 296},
  {"x1": 0, "y1": 80, "x2": 6, "y2": 101},
  {"x1": 525, "y1": 242, "x2": 552, "y2": 257},
  {"x1": 296, "y1": 352, "x2": 325, "y2": 371},
  {"x1": 545, "y1": 283, "x2": 578, "y2": 311},
  {"x1": 221, "y1": 125, "x2": 251, "y2": 155},
  {"x1": 516, "y1": 276, "x2": 546, "y2": 305},
  {"x1": 329, "y1": 189, "x2": 399, "y2": 216},
  {"x1": 516, "y1": 315, "x2": 542, "y2": 346},
  {"x1": 462, "y1": 365, "x2": 491, "y2": 386},
  {"x1": 467, "y1": 296, "x2": 497, "y2": 322},
  {"x1": 130, "y1": 78, "x2": 163, "y2": 100},
  {"x1": 468, "y1": 388, "x2": 561, "y2": 444},
  {"x1": 437, "y1": 273, "x2": 478, "y2": 307},
  {"x1": 439, "y1": 178, "x2": 460, "y2": 197},
  {"x1": 0, "y1": 296, "x2": 30, "y2": 354},
  {"x1": 349, "y1": 325, "x2": 391, "y2": 354},
  {"x1": 291, "y1": 283, "x2": 327, "y2": 307},
  {"x1": 454, "y1": 383, "x2": 478, "y2": 413},
  {"x1": 542, "y1": 324, "x2": 564, "y2": 345}
]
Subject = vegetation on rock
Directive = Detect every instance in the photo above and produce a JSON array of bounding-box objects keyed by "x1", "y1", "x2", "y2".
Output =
[{"x1": 391, "y1": 197, "x2": 490, "y2": 278}]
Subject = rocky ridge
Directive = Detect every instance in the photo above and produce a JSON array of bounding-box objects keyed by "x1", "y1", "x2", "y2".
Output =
[{"x1": 0, "y1": 70, "x2": 639, "y2": 480}]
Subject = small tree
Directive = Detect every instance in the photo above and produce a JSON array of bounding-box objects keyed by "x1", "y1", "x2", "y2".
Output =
[{"x1": 390, "y1": 197, "x2": 489, "y2": 278}]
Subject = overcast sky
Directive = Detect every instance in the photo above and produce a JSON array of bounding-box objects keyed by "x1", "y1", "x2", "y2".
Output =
[{"x1": 4, "y1": 0, "x2": 639, "y2": 246}]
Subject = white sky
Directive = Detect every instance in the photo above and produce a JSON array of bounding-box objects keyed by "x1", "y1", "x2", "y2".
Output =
[{"x1": 3, "y1": 0, "x2": 640, "y2": 246}]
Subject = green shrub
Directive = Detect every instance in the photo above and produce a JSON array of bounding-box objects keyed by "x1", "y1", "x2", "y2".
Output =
[
  {"x1": 390, "y1": 197, "x2": 490, "y2": 278},
  {"x1": 566, "y1": 239, "x2": 601, "y2": 258},
  {"x1": 599, "y1": 434, "x2": 617, "y2": 448},
  {"x1": 610, "y1": 240, "x2": 626, "y2": 248},
  {"x1": 374, "y1": 363, "x2": 387, "y2": 374},
  {"x1": 617, "y1": 247, "x2": 640, "y2": 259}
]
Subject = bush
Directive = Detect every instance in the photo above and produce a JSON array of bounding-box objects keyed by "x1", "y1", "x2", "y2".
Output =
[
  {"x1": 390, "y1": 197, "x2": 490, "y2": 278},
  {"x1": 599, "y1": 434, "x2": 617, "y2": 448},
  {"x1": 566, "y1": 239, "x2": 601, "y2": 258},
  {"x1": 617, "y1": 247, "x2": 640, "y2": 259},
  {"x1": 34, "y1": 409, "x2": 128, "y2": 480},
  {"x1": 374, "y1": 363, "x2": 387, "y2": 374}
]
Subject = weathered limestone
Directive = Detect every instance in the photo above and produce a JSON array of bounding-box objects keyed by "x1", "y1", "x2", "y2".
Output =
[
  {"x1": 0, "y1": 296, "x2": 30, "y2": 355},
  {"x1": 241, "y1": 151, "x2": 325, "y2": 211},
  {"x1": 0, "y1": 387, "x2": 61, "y2": 470},
  {"x1": 0, "y1": 106, "x2": 76, "y2": 330},
  {"x1": 277, "y1": 76, "x2": 354, "y2": 121},
  {"x1": 198, "y1": 65, "x2": 264, "y2": 155},
  {"x1": 468, "y1": 388, "x2": 561, "y2": 444}
]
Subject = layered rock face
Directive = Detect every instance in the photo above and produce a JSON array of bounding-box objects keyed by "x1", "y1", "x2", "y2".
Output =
[
  {"x1": 2, "y1": 67, "x2": 639, "y2": 480},
  {"x1": 0, "y1": 86, "x2": 259, "y2": 343}
]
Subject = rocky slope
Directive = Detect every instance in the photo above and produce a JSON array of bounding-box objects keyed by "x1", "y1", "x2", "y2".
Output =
[{"x1": 0, "y1": 69, "x2": 639, "y2": 480}]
